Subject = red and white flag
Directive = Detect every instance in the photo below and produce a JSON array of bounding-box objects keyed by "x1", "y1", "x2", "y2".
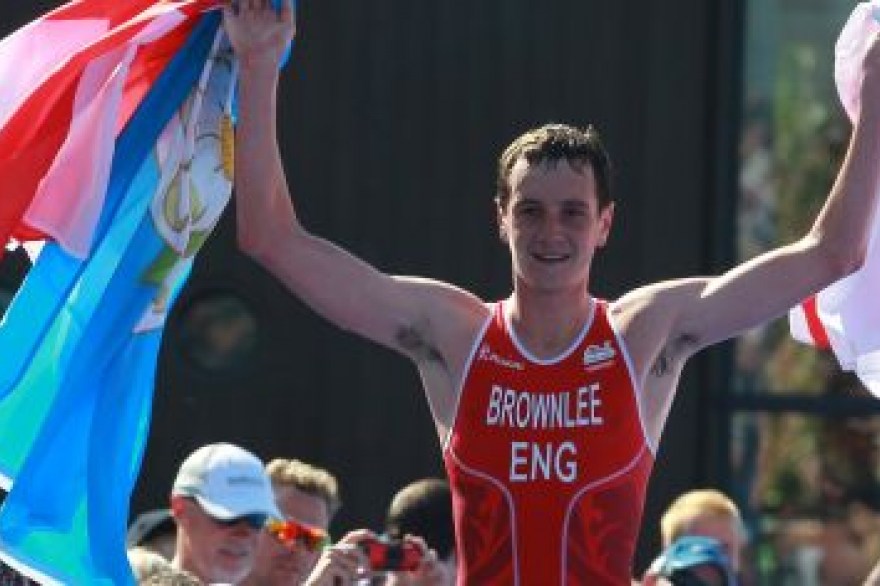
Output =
[{"x1": 0, "y1": 0, "x2": 218, "y2": 259}]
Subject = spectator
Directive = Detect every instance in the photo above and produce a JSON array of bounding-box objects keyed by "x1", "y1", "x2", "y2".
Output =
[
  {"x1": 660, "y1": 489, "x2": 746, "y2": 574},
  {"x1": 643, "y1": 536, "x2": 736, "y2": 586},
  {"x1": 384, "y1": 478, "x2": 455, "y2": 585},
  {"x1": 243, "y1": 458, "x2": 341, "y2": 585},
  {"x1": 169, "y1": 443, "x2": 281, "y2": 585}
]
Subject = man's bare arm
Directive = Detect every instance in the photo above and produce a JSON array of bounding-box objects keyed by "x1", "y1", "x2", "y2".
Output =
[
  {"x1": 225, "y1": 3, "x2": 486, "y2": 365},
  {"x1": 621, "y1": 34, "x2": 880, "y2": 368}
]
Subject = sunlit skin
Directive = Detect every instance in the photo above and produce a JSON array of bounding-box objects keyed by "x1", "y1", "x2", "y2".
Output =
[
  {"x1": 500, "y1": 158, "x2": 613, "y2": 295},
  {"x1": 171, "y1": 497, "x2": 261, "y2": 585},
  {"x1": 499, "y1": 158, "x2": 614, "y2": 359},
  {"x1": 245, "y1": 485, "x2": 330, "y2": 586},
  {"x1": 384, "y1": 551, "x2": 456, "y2": 586}
]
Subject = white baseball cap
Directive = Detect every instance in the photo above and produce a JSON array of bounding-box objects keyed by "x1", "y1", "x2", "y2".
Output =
[{"x1": 171, "y1": 443, "x2": 282, "y2": 521}]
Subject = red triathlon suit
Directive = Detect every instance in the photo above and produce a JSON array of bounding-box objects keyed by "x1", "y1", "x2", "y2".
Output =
[{"x1": 443, "y1": 297, "x2": 655, "y2": 585}]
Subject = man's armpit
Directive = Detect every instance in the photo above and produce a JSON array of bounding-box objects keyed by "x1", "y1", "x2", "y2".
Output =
[
  {"x1": 395, "y1": 324, "x2": 444, "y2": 364},
  {"x1": 650, "y1": 333, "x2": 699, "y2": 378}
]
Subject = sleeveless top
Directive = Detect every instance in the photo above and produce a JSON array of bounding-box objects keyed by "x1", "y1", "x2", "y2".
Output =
[{"x1": 443, "y1": 298, "x2": 655, "y2": 585}]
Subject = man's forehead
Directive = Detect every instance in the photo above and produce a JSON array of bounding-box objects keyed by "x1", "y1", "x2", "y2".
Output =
[
  {"x1": 509, "y1": 157, "x2": 596, "y2": 199},
  {"x1": 511, "y1": 156, "x2": 593, "y2": 181},
  {"x1": 686, "y1": 515, "x2": 743, "y2": 543},
  {"x1": 275, "y1": 484, "x2": 330, "y2": 528}
]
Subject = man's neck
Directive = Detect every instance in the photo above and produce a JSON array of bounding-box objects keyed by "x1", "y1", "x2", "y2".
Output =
[{"x1": 506, "y1": 288, "x2": 594, "y2": 359}]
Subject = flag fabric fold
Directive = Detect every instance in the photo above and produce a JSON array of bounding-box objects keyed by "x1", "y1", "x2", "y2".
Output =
[
  {"x1": 789, "y1": 1, "x2": 880, "y2": 397},
  {"x1": 0, "y1": 0, "x2": 219, "y2": 259},
  {"x1": 0, "y1": 1, "x2": 242, "y2": 583}
]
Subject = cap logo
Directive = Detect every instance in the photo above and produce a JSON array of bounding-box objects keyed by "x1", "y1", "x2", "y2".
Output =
[{"x1": 225, "y1": 475, "x2": 264, "y2": 487}]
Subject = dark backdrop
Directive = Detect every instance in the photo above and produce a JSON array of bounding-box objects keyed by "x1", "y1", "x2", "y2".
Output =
[{"x1": 0, "y1": 0, "x2": 742, "y2": 573}]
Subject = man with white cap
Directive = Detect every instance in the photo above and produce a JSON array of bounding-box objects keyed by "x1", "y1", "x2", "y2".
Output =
[{"x1": 169, "y1": 443, "x2": 282, "y2": 585}]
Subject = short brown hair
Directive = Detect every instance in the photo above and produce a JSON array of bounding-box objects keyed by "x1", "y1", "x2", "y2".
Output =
[
  {"x1": 496, "y1": 123, "x2": 613, "y2": 210},
  {"x1": 265, "y1": 458, "x2": 342, "y2": 519}
]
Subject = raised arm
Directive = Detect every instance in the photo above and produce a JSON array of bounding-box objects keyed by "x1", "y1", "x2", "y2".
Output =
[
  {"x1": 617, "y1": 33, "x2": 880, "y2": 371},
  {"x1": 223, "y1": 2, "x2": 486, "y2": 366}
]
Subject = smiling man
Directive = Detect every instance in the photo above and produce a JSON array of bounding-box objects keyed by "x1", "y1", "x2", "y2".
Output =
[
  {"x1": 169, "y1": 443, "x2": 282, "y2": 585},
  {"x1": 224, "y1": 2, "x2": 880, "y2": 583}
]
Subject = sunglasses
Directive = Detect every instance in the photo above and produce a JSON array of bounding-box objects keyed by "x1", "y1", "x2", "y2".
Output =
[
  {"x1": 265, "y1": 518, "x2": 331, "y2": 552},
  {"x1": 211, "y1": 513, "x2": 268, "y2": 530},
  {"x1": 182, "y1": 497, "x2": 268, "y2": 530}
]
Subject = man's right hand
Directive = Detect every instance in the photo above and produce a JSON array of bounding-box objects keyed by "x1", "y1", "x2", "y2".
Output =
[
  {"x1": 222, "y1": 0, "x2": 295, "y2": 71},
  {"x1": 302, "y1": 529, "x2": 375, "y2": 586}
]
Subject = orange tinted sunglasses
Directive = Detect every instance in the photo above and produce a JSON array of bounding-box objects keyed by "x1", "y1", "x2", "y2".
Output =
[{"x1": 265, "y1": 518, "x2": 331, "y2": 552}]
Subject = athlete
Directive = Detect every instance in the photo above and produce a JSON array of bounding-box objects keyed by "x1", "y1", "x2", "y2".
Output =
[{"x1": 223, "y1": 2, "x2": 880, "y2": 584}]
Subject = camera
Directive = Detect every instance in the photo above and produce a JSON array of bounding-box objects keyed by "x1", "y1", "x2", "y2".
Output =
[{"x1": 360, "y1": 535, "x2": 422, "y2": 572}]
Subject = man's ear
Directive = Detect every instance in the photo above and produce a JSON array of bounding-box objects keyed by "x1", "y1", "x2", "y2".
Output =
[
  {"x1": 170, "y1": 495, "x2": 187, "y2": 519},
  {"x1": 596, "y1": 201, "x2": 615, "y2": 248}
]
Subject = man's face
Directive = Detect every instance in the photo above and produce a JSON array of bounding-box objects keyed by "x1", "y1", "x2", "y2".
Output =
[
  {"x1": 249, "y1": 484, "x2": 330, "y2": 585},
  {"x1": 174, "y1": 498, "x2": 263, "y2": 584},
  {"x1": 499, "y1": 158, "x2": 613, "y2": 294}
]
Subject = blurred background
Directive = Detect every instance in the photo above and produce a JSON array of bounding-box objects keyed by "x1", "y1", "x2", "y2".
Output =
[{"x1": 2, "y1": 1, "x2": 880, "y2": 583}]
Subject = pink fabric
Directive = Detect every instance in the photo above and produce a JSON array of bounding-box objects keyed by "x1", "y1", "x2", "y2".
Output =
[
  {"x1": 24, "y1": 10, "x2": 186, "y2": 258},
  {"x1": 0, "y1": 0, "x2": 221, "y2": 261},
  {"x1": 790, "y1": 2, "x2": 880, "y2": 398},
  {"x1": 835, "y1": 2, "x2": 880, "y2": 121},
  {"x1": 0, "y1": 20, "x2": 109, "y2": 129}
]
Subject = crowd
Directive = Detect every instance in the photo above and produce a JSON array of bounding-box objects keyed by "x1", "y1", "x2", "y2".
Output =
[
  {"x1": 4, "y1": 435, "x2": 876, "y2": 584},
  {"x1": 117, "y1": 441, "x2": 742, "y2": 586},
  {"x1": 112, "y1": 441, "x2": 826, "y2": 586},
  {"x1": 122, "y1": 442, "x2": 454, "y2": 586},
  {"x1": 114, "y1": 448, "x2": 880, "y2": 585},
  {"x1": 1, "y1": 438, "x2": 877, "y2": 585}
]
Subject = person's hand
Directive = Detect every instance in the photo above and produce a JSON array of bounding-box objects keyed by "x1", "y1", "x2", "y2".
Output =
[
  {"x1": 222, "y1": 0, "x2": 295, "y2": 70},
  {"x1": 301, "y1": 529, "x2": 375, "y2": 586},
  {"x1": 383, "y1": 535, "x2": 450, "y2": 586},
  {"x1": 407, "y1": 547, "x2": 449, "y2": 586}
]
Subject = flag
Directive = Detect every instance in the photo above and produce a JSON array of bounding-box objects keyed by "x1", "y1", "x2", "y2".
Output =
[
  {"x1": 0, "y1": 1, "x2": 243, "y2": 582},
  {"x1": 789, "y1": 1, "x2": 880, "y2": 397},
  {"x1": 0, "y1": 0, "x2": 224, "y2": 260}
]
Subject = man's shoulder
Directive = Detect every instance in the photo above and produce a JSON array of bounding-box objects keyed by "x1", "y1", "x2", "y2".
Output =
[
  {"x1": 608, "y1": 279, "x2": 708, "y2": 371},
  {"x1": 611, "y1": 278, "x2": 708, "y2": 318}
]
